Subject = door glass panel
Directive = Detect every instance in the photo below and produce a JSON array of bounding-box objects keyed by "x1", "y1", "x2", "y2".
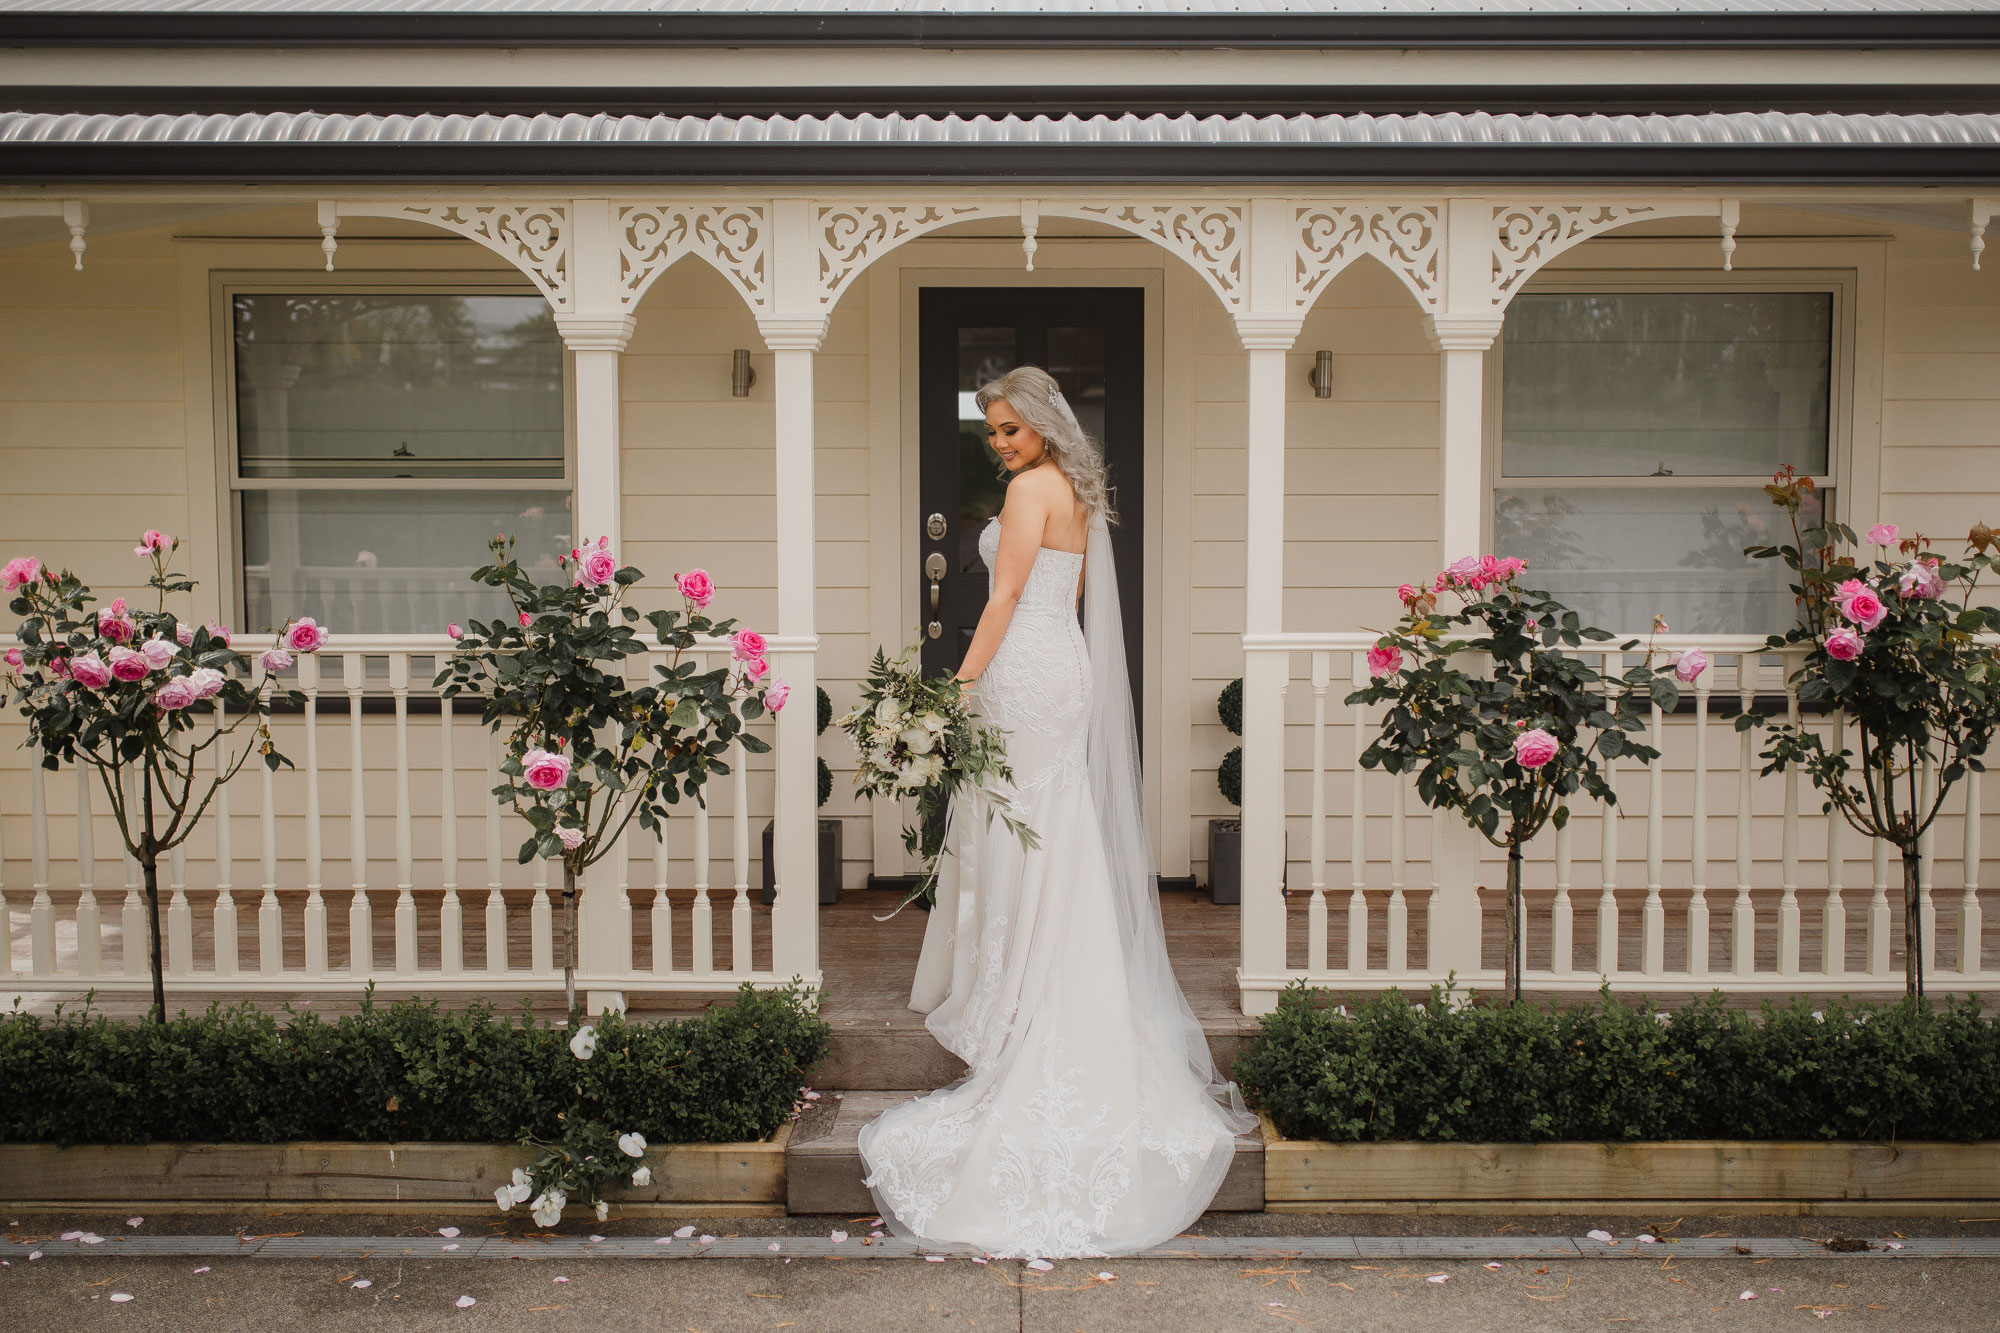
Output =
[
  {"x1": 957, "y1": 326, "x2": 1015, "y2": 572},
  {"x1": 1046, "y1": 324, "x2": 1110, "y2": 462}
]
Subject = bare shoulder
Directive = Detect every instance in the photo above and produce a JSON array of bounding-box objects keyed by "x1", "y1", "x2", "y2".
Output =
[{"x1": 1007, "y1": 463, "x2": 1077, "y2": 507}]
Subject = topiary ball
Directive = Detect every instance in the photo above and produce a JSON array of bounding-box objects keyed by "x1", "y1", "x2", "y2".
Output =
[
  {"x1": 1217, "y1": 744, "x2": 1243, "y2": 808},
  {"x1": 1218, "y1": 678, "x2": 1244, "y2": 737},
  {"x1": 817, "y1": 755, "x2": 833, "y2": 808},
  {"x1": 817, "y1": 686, "x2": 833, "y2": 736}
]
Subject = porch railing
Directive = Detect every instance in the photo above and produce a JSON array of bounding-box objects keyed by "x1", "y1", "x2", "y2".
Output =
[
  {"x1": 0, "y1": 634, "x2": 819, "y2": 1005},
  {"x1": 1237, "y1": 633, "x2": 1996, "y2": 1010}
]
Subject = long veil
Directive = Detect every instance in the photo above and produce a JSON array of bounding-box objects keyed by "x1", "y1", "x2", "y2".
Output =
[{"x1": 1081, "y1": 511, "x2": 1256, "y2": 1132}]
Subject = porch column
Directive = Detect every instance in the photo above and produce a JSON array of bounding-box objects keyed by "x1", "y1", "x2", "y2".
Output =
[
  {"x1": 558, "y1": 198, "x2": 638, "y2": 1015},
  {"x1": 761, "y1": 197, "x2": 825, "y2": 989},
  {"x1": 1424, "y1": 196, "x2": 1508, "y2": 987}
]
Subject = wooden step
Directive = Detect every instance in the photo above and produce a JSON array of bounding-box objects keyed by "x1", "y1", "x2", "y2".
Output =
[{"x1": 784, "y1": 1090, "x2": 1266, "y2": 1217}]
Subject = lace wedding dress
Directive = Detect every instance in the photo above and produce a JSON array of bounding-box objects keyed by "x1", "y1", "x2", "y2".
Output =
[{"x1": 857, "y1": 514, "x2": 1256, "y2": 1258}]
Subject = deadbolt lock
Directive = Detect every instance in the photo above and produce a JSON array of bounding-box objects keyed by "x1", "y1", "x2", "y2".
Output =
[{"x1": 926, "y1": 512, "x2": 947, "y2": 540}]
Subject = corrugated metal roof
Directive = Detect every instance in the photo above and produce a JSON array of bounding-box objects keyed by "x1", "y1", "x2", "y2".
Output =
[
  {"x1": 4, "y1": 109, "x2": 1998, "y2": 145},
  {"x1": 0, "y1": 0, "x2": 1990, "y2": 14}
]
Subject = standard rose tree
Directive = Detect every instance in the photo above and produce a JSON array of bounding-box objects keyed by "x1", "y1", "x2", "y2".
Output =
[
  {"x1": 3, "y1": 535, "x2": 321, "y2": 1021},
  {"x1": 1347, "y1": 557, "x2": 1683, "y2": 1004},
  {"x1": 1742, "y1": 471, "x2": 2000, "y2": 997},
  {"x1": 436, "y1": 536, "x2": 786, "y2": 1021}
]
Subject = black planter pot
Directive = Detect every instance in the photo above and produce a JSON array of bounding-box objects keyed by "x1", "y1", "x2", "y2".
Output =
[
  {"x1": 1206, "y1": 817, "x2": 1287, "y2": 905},
  {"x1": 760, "y1": 817, "x2": 843, "y2": 906}
]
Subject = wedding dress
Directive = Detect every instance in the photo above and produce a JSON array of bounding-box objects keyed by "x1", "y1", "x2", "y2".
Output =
[{"x1": 857, "y1": 513, "x2": 1256, "y2": 1258}]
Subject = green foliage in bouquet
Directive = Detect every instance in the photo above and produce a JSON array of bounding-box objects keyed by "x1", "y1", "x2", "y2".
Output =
[{"x1": 840, "y1": 643, "x2": 1038, "y2": 910}]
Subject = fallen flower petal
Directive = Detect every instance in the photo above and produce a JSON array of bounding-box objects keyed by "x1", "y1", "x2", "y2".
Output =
[
  {"x1": 126, "y1": 1217, "x2": 143, "y2": 1228},
  {"x1": 1027, "y1": 1259, "x2": 1054, "y2": 1272},
  {"x1": 554, "y1": 1276, "x2": 570, "y2": 1283},
  {"x1": 654, "y1": 1238, "x2": 672, "y2": 1246},
  {"x1": 767, "y1": 1242, "x2": 782, "y2": 1252},
  {"x1": 925, "y1": 1255, "x2": 945, "y2": 1263},
  {"x1": 1586, "y1": 1230, "x2": 1614, "y2": 1243},
  {"x1": 456, "y1": 1295, "x2": 476, "y2": 1308},
  {"x1": 674, "y1": 1225, "x2": 696, "y2": 1239},
  {"x1": 352, "y1": 1280, "x2": 372, "y2": 1290},
  {"x1": 1097, "y1": 1271, "x2": 1115, "y2": 1280},
  {"x1": 1483, "y1": 1262, "x2": 1504, "y2": 1270},
  {"x1": 80, "y1": 1233, "x2": 103, "y2": 1244},
  {"x1": 28, "y1": 1252, "x2": 41, "y2": 1261},
  {"x1": 60, "y1": 1231, "x2": 82, "y2": 1240},
  {"x1": 1740, "y1": 1291, "x2": 1757, "y2": 1301},
  {"x1": 699, "y1": 1235, "x2": 716, "y2": 1244},
  {"x1": 1428, "y1": 1274, "x2": 1449, "y2": 1284},
  {"x1": 438, "y1": 1227, "x2": 460, "y2": 1238},
  {"x1": 830, "y1": 1230, "x2": 848, "y2": 1243},
  {"x1": 109, "y1": 1293, "x2": 134, "y2": 1303},
  {"x1": 442, "y1": 1244, "x2": 459, "y2": 1251},
  {"x1": 192, "y1": 1267, "x2": 208, "y2": 1274}
]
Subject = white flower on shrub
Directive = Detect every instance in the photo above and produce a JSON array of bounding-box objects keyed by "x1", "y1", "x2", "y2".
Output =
[
  {"x1": 595, "y1": 1200, "x2": 610, "y2": 1222},
  {"x1": 617, "y1": 1131, "x2": 647, "y2": 1158},
  {"x1": 569, "y1": 1025, "x2": 598, "y2": 1060},
  {"x1": 630, "y1": 1165, "x2": 653, "y2": 1188},
  {"x1": 531, "y1": 1189, "x2": 567, "y2": 1228},
  {"x1": 494, "y1": 1167, "x2": 534, "y2": 1212}
]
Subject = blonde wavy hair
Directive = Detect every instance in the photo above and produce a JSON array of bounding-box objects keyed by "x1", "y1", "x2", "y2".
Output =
[{"x1": 973, "y1": 365, "x2": 1115, "y2": 525}]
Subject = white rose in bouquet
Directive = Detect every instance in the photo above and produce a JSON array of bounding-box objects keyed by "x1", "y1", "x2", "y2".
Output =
[{"x1": 902, "y1": 725, "x2": 935, "y2": 755}]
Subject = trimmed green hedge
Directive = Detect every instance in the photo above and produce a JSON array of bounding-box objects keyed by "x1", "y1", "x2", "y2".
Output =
[
  {"x1": 1234, "y1": 984, "x2": 2000, "y2": 1144},
  {"x1": 0, "y1": 982, "x2": 828, "y2": 1147}
]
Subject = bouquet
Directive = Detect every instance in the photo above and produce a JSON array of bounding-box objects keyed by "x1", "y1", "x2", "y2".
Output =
[{"x1": 840, "y1": 643, "x2": 1038, "y2": 911}]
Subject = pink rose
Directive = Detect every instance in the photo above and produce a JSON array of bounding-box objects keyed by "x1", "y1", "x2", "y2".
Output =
[
  {"x1": 1824, "y1": 626, "x2": 1864, "y2": 661},
  {"x1": 207, "y1": 621, "x2": 231, "y2": 646},
  {"x1": 522, "y1": 747, "x2": 572, "y2": 791},
  {"x1": 578, "y1": 548, "x2": 619, "y2": 589},
  {"x1": 135, "y1": 530, "x2": 170, "y2": 556},
  {"x1": 69, "y1": 651, "x2": 110, "y2": 688},
  {"x1": 764, "y1": 681, "x2": 791, "y2": 712},
  {"x1": 260, "y1": 648, "x2": 293, "y2": 672},
  {"x1": 731, "y1": 628, "x2": 767, "y2": 663},
  {"x1": 152, "y1": 676, "x2": 197, "y2": 711},
  {"x1": 447, "y1": 623, "x2": 463, "y2": 640},
  {"x1": 2, "y1": 556, "x2": 40, "y2": 590},
  {"x1": 282, "y1": 617, "x2": 329, "y2": 652},
  {"x1": 3, "y1": 647, "x2": 21, "y2": 669},
  {"x1": 1512, "y1": 728, "x2": 1560, "y2": 770},
  {"x1": 519, "y1": 611, "x2": 532, "y2": 629},
  {"x1": 677, "y1": 569, "x2": 716, "y2": 609},
  {"x1": 1898, "y1": 559, "x2": 1943, "y2": 601},
  {"x1": 108, "y1": 646, "x2": 150, "y2": 682},
  {"x1": 1395, "y1": 583, "x2": 1418, "y2": 606},
  {"x1": 1867, "y1": 523, "x2": 1899, "y2": 546},
  {"x1": 556, "y1": 826, "x2": 586, "y2": 851},
  {"x1": 353, "y1": 550, "x2": 378, "y2": 568},
  {"x1": 742, "y1": 656, "x2": 770, "y2": 683},
  {"x1": 1366, "y1": 644, "x2": 1404, "y2": 678},
  {"x1": 1672, "y1": 648, "x2": 1709, "y2": 683},
  {"x1": 176, "y1": 622, "x2": 195, "y2": 646},
  {"x1": 187, "y1": 666, "x2": 226, "y2": 700},
  {"x1": 139, "y1": 636, "x2": 177, "y2": 671},
  {"x1": 1838, "y1": 586, "x2": 1887, "y2": 632},
  {"x1": 1443, "y1": 555, "x2": 1481, "y2": 584},
  {"x1": 98, "y1": 610, "x2": 135, "y2": 644}
]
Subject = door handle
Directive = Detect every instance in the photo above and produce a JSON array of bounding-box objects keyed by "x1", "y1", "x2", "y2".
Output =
[{"x1": 925, "y1": 552, "x2": 947, "y2": 639}]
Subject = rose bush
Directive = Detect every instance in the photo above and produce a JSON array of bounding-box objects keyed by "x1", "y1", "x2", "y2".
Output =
[
  {"x1": 4, "y1": 534, "x2": 319, "y2": 1020},
  {"x1": 436, "y1": 537, "x2": 783, "y2": 1020},
  {"x1": 1347, "y1": 559, "x2": 1682, "y2": 1003}
]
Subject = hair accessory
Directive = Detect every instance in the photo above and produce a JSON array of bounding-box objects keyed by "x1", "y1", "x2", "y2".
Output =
[{"x1": 1046, "y1": 386, "x2": 1081, "y2": 431}]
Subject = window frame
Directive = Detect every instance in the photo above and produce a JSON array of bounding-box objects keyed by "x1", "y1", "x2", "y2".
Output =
[
  {"x1": 216, "y1": 272, "x2": 575, "y2": 630},
  {"x1": 1485, "y1": 266, "x2": 1857, "y2": 637}
]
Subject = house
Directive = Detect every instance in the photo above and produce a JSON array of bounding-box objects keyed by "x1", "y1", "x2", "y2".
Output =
[{"x1": 2, "y1": 1, "x2": 1996, "y2": 1023}]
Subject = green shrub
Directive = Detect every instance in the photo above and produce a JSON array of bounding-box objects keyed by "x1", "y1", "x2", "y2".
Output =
[
  {"x1": 0, "y1": 981, "x2": 828, "y2": 1147},
  {"x1": 1234, "y1": 983, "x2": 2000, "y2": 1144}
]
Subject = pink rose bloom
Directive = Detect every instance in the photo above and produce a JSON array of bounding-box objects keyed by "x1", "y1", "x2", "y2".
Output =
[
  {"x1": 175, "y1": 622, "x2": 195, "y2": 646},
  {"x1": 1395, "y1": 583, "x2": 1418, "y2": 606},
  {"x1": 447, "y1": 623, "x2": 463, "y2": 640},
  {"x1": 742, "y1": 656, "x2": 770, "y2": 683},
  {"x1": 282, "y1": 617, "x2": 329, "y2": 652},
  {"x1": 207, "y1": 621, "x2": 231, "y2": 646},
  {"x1": 1838, "y1": 586, "x2": 1887, "y2": 632},
  {"x1": 1444, "y1": 555, "x2": 1481, "y2": 582},
  {"x1": 353, "y1": 550, "x2": 378, "y2": 568},
  {"x1": 556, "y1": 826, "x2": 586, "y2": 851},
  {"x1": 575, "y1": 547, "x2": 619, "y2": 589},
  {"x1": 1898, "y1": 559, "x2": 1943, "y2": 601},
  {"x1": 732, "y1": 628, "x2": 768, "y2": 662},
  {"x1": 2, "y1": 556, "x2": 40, "y2": 590},
  {"x1": 1512, "y1": 728, "x2": 1560, "y2": 770},
  {"x1": 764, "y1": 681, "x2": 790, "y2": 712},
  {"x1": 677, "y1": 569, "x2": 716, "y2": 609},
  {"x1": 260, "y1": 648, "x2": 293, "y2": 672},
  {"x1": 187, "y1": 666, "x2": 226, "y2": 700},
  {"x1": 152, "y1": 676, "x2": 197, "y2": 711},
  {"x1": 99, "y1": 610, "x2": 136, "y2": 644},
  {"x1": 70, "y1": 651, "x2": 111, "y2": 688},
  {"x1": 135, "y1": 530, "x2": 170, "y2": 556},
  {"x1": 1824, "y1": 626, "x2": 1864, "y2": 661},
  {"x1": 1672, "y1": 648, "x2": 1710, "y2": 683},
  {"x1": 3, "y1": 647, "x2": 21, "y2": 669},
  {"x1": 519, "y1": 611, "x2": 532, "y2": 629},
  {"x1": 1866, "y1": 523, "x2": 1899, "y2": 546},
  {"x1": 139, "y1": 636, "x2": 177, "y2": 671},
  {"x1": 108, "y1": 645, "x2": 150, "y2": 682},
  {"x1": 1366, "y1": 644, "x2": 1404, "y2": 678},
  {"x1": 522, "y1": 747, "x2": 572, "y2": 791}
]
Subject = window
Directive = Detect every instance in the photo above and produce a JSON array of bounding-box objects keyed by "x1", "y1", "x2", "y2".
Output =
[
  {"x1": 230, "y1": 291, "x2": 571, "y2": 635},
  {"x1": 1493, "y1": 289, "x2": 1837, "y2": 635}
]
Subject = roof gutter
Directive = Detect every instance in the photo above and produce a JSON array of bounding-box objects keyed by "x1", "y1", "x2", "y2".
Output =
[{"x1": 5, "y1": 12, "x2": 2000, "y2": 50}]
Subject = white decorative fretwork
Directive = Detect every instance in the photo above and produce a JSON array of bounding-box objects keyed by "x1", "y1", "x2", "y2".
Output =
[
  {"x1": 618, "y1": 203, "x2": 771, "y2": 312},
  {"x1": 336, "y1": 201, "x2": 571, "y2": 309},
  {"x1": 1293, "y1": 203, "x2": 1442, "y2": 313},
  {"x1": 815, "y1": 202, "x2": 1007, "y2": 308},
  {"x1": 1074, "y1": 202, "x2": 1246, "y2": 313},
  {"x1": 1489, "y1": 201, "x2": 1732, "y2": 307}
]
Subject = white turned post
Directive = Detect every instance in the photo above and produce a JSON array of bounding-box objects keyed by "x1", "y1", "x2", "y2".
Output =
[
  {"x1": 1347, "y1": 654, "x2": 1370, "y2": 974},
  {"x1": 1734, "y1": 660, "x2": 1758, "y2": 977},
  {"x1": 1307, "y1": 653, "x2": 1330, "y2": 972},
  {"x1": 74, "y1": 763, "x2": 101, "y2": 977},
  {"x1": 120, "y1": 766, "x2": 145, "y2": 979},
  {"x1": 1778, "y1": 680, "x2": 1803, "y2": 978},
  {"x1": 1962, "y1": 764, "x2": 1983, "y2": 978},
  {"x1": 28, "y1": 761, "x2": 53, "y2": 976},
  {"x1": 485, "y1": 728, "x2": 509, "y2": 974},
  {"x1": 346, "y1": 652, "x2": 371, "y2": 977},
  {"x1": 1643, "y1": 696, "x2": 1665, "y2": 976},
  {"x1": 439, "y1": 685, "x2": 462, "y2": 978},
  {"x1": 391, "y1": 653, "x2": 417, "y2": 976},
  {"x1": 300, "y1": 653, "x2": 327, "y2": 976},
  {"x1": 1688, "y1": 666, "x2": 1712, "y2": 978},
  {"x1": 1823, "y1": 712, "x2": 1846, "y2": 977},
  {"x1": 212, "y1": 729, "x2": 237, "y2": 977},
  {"x1": 258, "y1": 740, "x2": 281, "y2": 976}
]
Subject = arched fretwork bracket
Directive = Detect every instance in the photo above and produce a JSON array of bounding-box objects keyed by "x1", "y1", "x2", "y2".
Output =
[
  {"x1": 1070, "y1": 202, "x2": 1248, "y2": 315},
  {"x1": 321, "y1": 200, "x2": 572, "y2": 309},
  {"x1": 1293, "y1": 203, "x2": 1443, "y2": 314},
  {"x1": 1486, "y1": 200, "x2": 1723, "y2": 310},
  {"x1": 618, "y1": 203, "x2": 772, "y2": 314},
  {"x1": 814, "y1": 201, "x2": 1015, "y2": 310}
]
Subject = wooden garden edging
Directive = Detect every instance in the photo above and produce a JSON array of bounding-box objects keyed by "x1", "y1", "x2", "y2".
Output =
[
  {"x1": 0, "y1": 1125, "x2": 790, "y2": 1214},
  {"x1": 1260, "y1": 1115, "x2": 2000, "y2": 1212}
]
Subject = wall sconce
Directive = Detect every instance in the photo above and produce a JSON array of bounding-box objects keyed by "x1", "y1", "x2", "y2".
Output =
[
  {"x1": 1306, "y1": 349, "x2": 1333, "y2": 399},
  {"x1": 731, "y1": 348, "x2": 757, "y2": 398}
]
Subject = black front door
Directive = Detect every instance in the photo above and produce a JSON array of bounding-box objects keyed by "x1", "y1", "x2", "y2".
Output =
[{"x1": 916, "y1": 287, "x2": 1146, "y2": 725}]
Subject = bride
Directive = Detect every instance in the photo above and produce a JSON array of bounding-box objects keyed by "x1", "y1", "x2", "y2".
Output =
[{"x1": 857, "y1": 366, "x2": 1255, "y2": 1258}]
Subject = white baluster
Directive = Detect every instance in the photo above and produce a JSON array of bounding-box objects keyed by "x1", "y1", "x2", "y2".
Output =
[
  {"x1": 1307, "y1": 653, "x2": 1329, "y2": 972},
  {"x1": 120, "y1": 765, "x2": 145, "y2": 980},
  {"x1": 212, "y1": 729, "x2": 237, "y2": 977},
  {"x1": 77, "y1": 766, "x2": 98, "y2": 896},
  {"x1": 486, "y1": 729, "x2": 508, "y2": 975},
  {"x1": 1347, "y1": 655, "x2": 1368, "y2": 973},
  {"x1": 692, "y1": 781, "x2": 713, "y2": 976},
  {"x1": 1733, "y1": 661, "x2": 1757, "y2": 977},
  {"x1": 258, "y1": 733, "x2": 281, "y2": 977},
  {"x1": 74, "y1": 765, "x2": 100, "y2": 977},
  {"x1": 0, "y1": 770, "x2": 10, "y2": 980},
  {"x1": 168, "y1": 833, "x2": 191, "y2": 979},
  {"x1": 1643, "y1": 695, "x2": 1665, "y2": 977},
  {"x1": 1687, "y1": 664, "x2": 1711, "y2": 978},
  {"x1": 1919, "y1": 747, "x2": 1938, "y2": 979},
  {"x1": 438, "y1": 683, "x2": 461, "y2": 978},
  {"x1": 1869, "y1": 832, "x2": 1892, "y2": 978},
  {"x1": 347, "y1": 652, "x2": 371, "y2": 977},
  {"x1": 28, "y1": 762, "x2": 53, "y2": 976},
  {"x1": 1552, "y1": 802, "x2": 1575, "y2": 979},
  {"x1": 1962, "y1": 764, "x2": 1983, "y2": 978},
  {"x1": 1823, "y1": 712, "x2": 1846, "y2": 978},
  {"x1": 1388, "y1": 772, "x2": 1408, "y2": 976},
  {"x1": 1598, "y1": 690, "x2": 1620, "y2": 978},
  {"x1": 391, "y1": 654, "x2": 416, "y2": 977},
  {"x1": 530, "y1": 852, "x2": 553, "y2": 975},
  {"x1": 732, "y1": 739, "x2": 752, "y2": 974},
  {"x1": 1778, "y1": 681, "x2": 1802, "y2": 978},
  {"x1": 301, "y1": 653, "x2": 328, "y2": 977},
  {"x1": 653, "y1": 815, "x2": 674, "y2": 975}
]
